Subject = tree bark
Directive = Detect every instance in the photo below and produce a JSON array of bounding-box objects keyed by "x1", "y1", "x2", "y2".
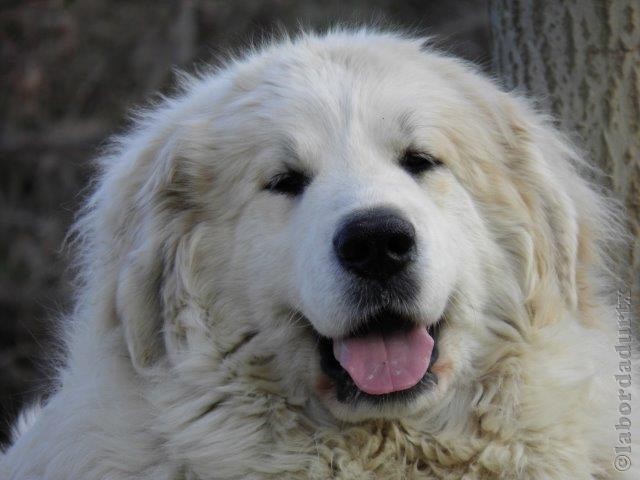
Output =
[{"x1": 489, "y1": 0, "x2": 640, "y2": 303}]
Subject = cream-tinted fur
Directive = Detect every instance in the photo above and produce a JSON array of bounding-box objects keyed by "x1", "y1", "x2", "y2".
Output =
[{"x1": 1, "y1": 29, "x2": 637, "y2": 479}]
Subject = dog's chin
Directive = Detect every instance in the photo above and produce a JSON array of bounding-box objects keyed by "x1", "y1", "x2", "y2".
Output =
[{"x1": 303, "y1": 309, "x2": 446, "y2": 422}]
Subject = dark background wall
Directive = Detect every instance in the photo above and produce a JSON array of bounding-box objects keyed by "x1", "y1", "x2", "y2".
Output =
[{"x1": 0, "y1": 0, "x2": 489, "y2": 443}]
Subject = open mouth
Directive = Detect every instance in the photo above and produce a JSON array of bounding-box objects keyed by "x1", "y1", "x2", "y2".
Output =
[{"x1": 317, "y1": 311, "x2": 440, "y2": 404}]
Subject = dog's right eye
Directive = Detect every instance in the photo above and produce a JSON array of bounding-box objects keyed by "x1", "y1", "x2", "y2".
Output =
[
  {"x1": 264, "y1": 169, "x2": 310, "y2": 197},
  {"x1": 399, "y1": 151, "x2": 443, "y2": 176}
]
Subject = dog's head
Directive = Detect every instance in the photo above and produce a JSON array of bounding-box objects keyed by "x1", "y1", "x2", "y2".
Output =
[{"x1": 89, "y1": 31, "x2": 612, "y2": 423}]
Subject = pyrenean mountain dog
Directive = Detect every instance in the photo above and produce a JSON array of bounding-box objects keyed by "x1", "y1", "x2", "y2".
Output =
[{"x1": 1, "y1": 29, "x2": 636, "y2": 479}]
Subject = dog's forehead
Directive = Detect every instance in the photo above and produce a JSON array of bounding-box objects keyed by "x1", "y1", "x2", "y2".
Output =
[{"x1": 225, "y1": 41, "x2": 461, "y2": 171}]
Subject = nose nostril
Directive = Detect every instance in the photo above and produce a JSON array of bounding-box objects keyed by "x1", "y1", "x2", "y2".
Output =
[{"x1": 387, "y1": 233, "x2": 413, "y2": 257}]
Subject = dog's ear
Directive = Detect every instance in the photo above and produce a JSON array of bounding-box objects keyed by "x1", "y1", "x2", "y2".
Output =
[
  {"x1": 116, "y1": 233, "x2": 166, "y2": 372},
  {"x1": 515, "y1": 125, "x2": 580, "y2": 310},
  {"x1": 111, "y1": 135, "x2": 181, "y2": 374},
  {"x1": 108, "y1": 118, "x2": 219, "y2": 374},
  {"x1": 496, "y1": 95, "x2": 612, "y2": 318}
]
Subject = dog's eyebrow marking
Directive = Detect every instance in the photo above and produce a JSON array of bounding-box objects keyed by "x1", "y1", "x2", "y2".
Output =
[
  {"x1": 221, "y1": 330, "x2": 259, "y2": 360},
  {"x1": 398, "y1": 111, "x2": 417, "y2": 137},
  {"x1": 280, "y1": 136, "x2": 299, "y2": 159},
  {"x1": 276, "y1": 136, "x2": 314, "y2": 177}
]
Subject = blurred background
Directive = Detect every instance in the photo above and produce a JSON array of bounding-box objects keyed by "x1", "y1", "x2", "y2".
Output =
[{"x1": 0, "y1": 0, "x2": 490, "y2": 445}]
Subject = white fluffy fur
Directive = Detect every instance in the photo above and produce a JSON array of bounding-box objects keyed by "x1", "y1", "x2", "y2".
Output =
[{"x1": 1, "y1": 29, "x2": 637, "y2": 479}]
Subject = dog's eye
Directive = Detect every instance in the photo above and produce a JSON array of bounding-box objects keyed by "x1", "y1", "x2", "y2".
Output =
[
  {"x1": 400, "y1": 151, "x2": 442, "y2": 176},
  {"x1": 264, "y1": 169, "x2": 310, "y2": 196}
]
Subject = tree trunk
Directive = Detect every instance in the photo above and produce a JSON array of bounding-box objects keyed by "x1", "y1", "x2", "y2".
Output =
[{"x1": 489, "y1": 0, "x2": 640, "y2": 304}]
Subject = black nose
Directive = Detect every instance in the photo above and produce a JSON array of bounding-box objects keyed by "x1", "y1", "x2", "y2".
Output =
[{"x1": 333, "y1": 207, "x2": 416, "y2": 280}]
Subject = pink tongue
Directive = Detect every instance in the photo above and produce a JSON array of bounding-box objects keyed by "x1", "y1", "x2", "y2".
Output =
[{"x1": 332, "y1": 326, "x2": 434, "y2": 395}]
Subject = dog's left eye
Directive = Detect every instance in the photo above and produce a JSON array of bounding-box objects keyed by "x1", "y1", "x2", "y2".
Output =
[
  {"x1": 400, "y1": 151, "x2": 443, "y2": 176},
  {"x1": 264, "y1": 169, "x2": 310, "y2": 197}
]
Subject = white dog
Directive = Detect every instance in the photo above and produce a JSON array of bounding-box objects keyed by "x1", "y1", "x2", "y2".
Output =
[{"x1": 1, "y1": 29, "x2": 636, "y2": 479}]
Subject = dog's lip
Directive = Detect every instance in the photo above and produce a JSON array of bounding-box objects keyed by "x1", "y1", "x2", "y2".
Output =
[
  {"x1": 311, "y1": 309, "x2": 440, "y2": 342},
  {"x1": 335, "y1": 313, "x2": 436, "y2": 341}
]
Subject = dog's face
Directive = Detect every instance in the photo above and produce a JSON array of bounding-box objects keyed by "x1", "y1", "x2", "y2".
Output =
[
  {"x1": 115, "y1": 33, "x2": 584, "y2": 424},
  {"x1": 174, "y1": 36, "x2": 499, "y2": 422}
]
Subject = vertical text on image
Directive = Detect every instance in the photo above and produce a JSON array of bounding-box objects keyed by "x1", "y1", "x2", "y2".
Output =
[{"x1": 614, "y1": 289, "x2": 632, "y2": 472}]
